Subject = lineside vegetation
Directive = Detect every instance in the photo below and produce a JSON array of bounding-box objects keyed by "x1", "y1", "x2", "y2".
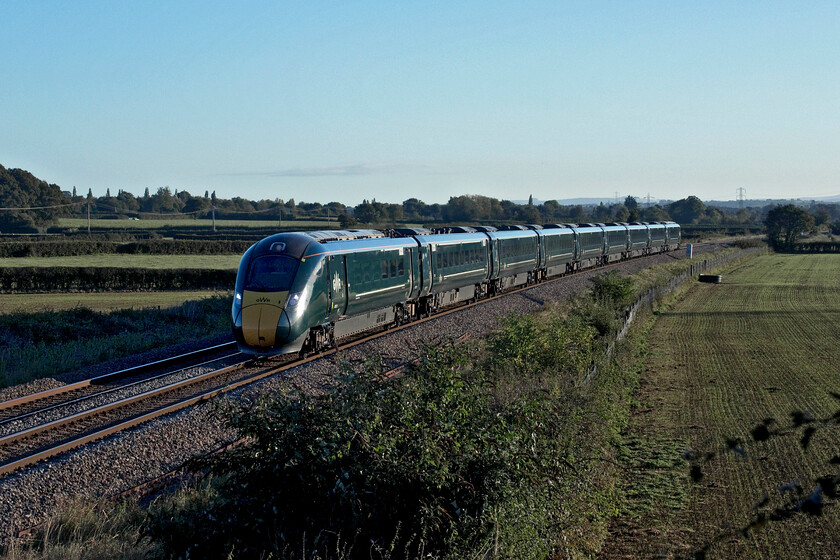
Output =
[{"x1": 0, "y1": 296, "x2": 231, "y2": 388}]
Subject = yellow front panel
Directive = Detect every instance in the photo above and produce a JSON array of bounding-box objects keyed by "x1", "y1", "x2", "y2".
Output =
[{"x1": 241, "y1": 290, "x2": 288, "y2": 347}]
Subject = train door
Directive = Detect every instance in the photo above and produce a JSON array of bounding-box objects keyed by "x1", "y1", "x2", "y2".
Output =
[
  {"x1": 418, "y1": 244, "x2": 432, "y2": 297},
  {"x1": 326, "y1": 255, "x2": 348, "y2": 317}
]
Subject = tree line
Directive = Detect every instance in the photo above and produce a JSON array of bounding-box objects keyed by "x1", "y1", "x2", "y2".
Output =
[{"x1": 3, "y1": 163, "x2": 840, "y2": 234}]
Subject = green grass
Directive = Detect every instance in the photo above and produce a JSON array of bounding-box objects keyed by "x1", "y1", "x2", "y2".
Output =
[
  {"x1": 57, "y1": 218, "x2": 339, "y2": 229},
  {"x1": 0, "y1": 291, "x2": 231, "y2": 314},
  {"x1": 0, "y1": 254, "x2": 241, "y2": 269},
  {"x1": 602, "y1": 253, "x2": 840, "y2": 559},
  {"x1": 0, "y1": 295, "x2": 232, "y2": 387}
]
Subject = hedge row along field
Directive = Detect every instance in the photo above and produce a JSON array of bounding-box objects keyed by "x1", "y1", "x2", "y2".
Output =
[
  {"x1": 0, "y1": 239, "x2": 254, "y2": 258},
  {"x1": 602, "y1": 253, "x2": 840, "y2": 559},
  {"x1": 0, "y1": 268, "x2": 237, "y2": 292}
]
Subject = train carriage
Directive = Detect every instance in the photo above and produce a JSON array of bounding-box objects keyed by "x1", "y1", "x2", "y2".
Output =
[
  {"x1": 417, "y1": 232, "x2": 491, "y2": 309},
  {"x1": 538, "y1": 225, "x2": 577, "y2": 277},
  {"x1": 648, "y1": 222, "x2": 667, "y2": 252},
  {"x1": 626, "y1": 222, "x2": 651, "y2": 256},
  {"x1": 574, "y1": 224, "x2": 606, "y2": 265},
  {"x1": 665, "y1": 221, "x2": 681, "y2": 249},
  {"x1": 603, "y1": 223, "x2": 630, "y2": 262},
  {"x1": 487, "y1": 229, "x2": 540, "y2": 291},
  {"x1": 233, "y1": 230, "x2": 419, "y2": 356}
]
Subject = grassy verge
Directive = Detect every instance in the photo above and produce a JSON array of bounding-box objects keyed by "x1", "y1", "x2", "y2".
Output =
[
  {"x1": 0, "y1": 255, "x2": 240, "y2": 269},
  {"x1": 0, "y1": 295, "x2": 232, "y2": 388},
  {"x1": 601, "y1": 253, "x2": 840, "y2": 559}
]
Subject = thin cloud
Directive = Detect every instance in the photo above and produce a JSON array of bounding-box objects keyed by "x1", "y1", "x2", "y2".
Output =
[{"x1": 223, "y1": 163, "x2": 452, "y2": 178}]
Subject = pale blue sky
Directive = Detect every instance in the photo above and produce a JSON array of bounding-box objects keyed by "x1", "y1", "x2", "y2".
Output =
[{"x1": 2, "y1": 1, "x2": 838, "y2": 205}]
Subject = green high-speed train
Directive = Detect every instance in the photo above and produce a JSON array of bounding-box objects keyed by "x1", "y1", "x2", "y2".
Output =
[{"x1": 232, "y1": 222, "x2": 681, "y2": 356}]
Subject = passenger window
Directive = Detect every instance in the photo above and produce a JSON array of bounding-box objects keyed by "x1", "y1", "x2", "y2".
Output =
[
  {"x1": 390, "y1": 259, "x2": 397, "y2": 277},
  {"x1": 381, "y1": 260, "x2": 388, "y2": 279},
  {"x1": 398, "y1": 258, "x2": 405, "y2": 276}
]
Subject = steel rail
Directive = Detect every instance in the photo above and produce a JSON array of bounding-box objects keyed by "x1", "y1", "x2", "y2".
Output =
[
  {"x1": 0, "y1": 360, "x2": 251, "y2": 448},
  {"x1": 0, "y1": 352, "x2": 243, "y2": 429},
  {"x1": 0, "y1": 341, "x2": 238, "y2": 411}
]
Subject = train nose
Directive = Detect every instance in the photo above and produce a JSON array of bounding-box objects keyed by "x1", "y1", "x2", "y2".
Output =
[{"x1": 240, "y1": 292, "x2": 291, "y2": 348}]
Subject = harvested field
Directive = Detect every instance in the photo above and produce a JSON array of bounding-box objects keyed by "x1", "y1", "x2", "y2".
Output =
[{"x1": 602, "y1": 253, "x2": 840, "y2": 559}]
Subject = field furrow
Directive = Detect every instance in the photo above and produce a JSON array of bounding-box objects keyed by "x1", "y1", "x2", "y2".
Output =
[{"x1": 602, "y1": 254, "x2": 840, "y2": 559}]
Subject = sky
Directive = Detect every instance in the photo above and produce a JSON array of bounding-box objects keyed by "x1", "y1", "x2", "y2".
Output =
[{"x1": 2, "y1": 1, "x2": 839, "y2": 206}]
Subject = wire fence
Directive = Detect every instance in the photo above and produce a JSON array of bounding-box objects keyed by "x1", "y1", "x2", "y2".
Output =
[{"x1": 583, "y1": 246, "x2": 767, "y2": 386}]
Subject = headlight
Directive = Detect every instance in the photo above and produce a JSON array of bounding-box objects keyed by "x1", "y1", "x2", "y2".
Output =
[
  {"x1": 232, "y1": 292, "x2": 243, "y2": 323},
  {"x1": 285, "y1": 292, "x2": 302, "y2": 308}
]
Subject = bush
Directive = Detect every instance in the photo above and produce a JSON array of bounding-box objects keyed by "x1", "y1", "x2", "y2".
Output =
[
  {"x1": 143, "y1": 323, "x2": 613, "y2": 560},
  {"x1": 731, "y1": 237, "x2": 766, "y2": 249}
]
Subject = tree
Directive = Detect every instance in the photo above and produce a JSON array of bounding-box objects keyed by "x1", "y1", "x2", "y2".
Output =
[
  {"x1": 339, "y1": 213, "x2": 358, "y2": 228},
  {"x1": 765, "y1": 204, "x2": 815, "y2": 250},
  {"x1": 0, "y1": 164, "x2": 68, "y2": 232},
  {"x1": 668, "y1": 196, "x2": 706, "y2": 224},
  {"x1": 641, "y1": 205, "x2": 670, "y2": 222}
]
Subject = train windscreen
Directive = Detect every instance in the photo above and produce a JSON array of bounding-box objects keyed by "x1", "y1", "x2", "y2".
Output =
[{"x1": 245, "y1": 255, "x2": 299, "y2": 291}]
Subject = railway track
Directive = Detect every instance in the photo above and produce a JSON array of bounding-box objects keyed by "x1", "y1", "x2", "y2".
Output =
[{"x1": 0, "y1": 244, "x2": 714, "y2": 478}]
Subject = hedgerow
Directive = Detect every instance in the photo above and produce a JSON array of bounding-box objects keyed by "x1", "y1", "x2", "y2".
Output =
[
  {"x1": 0, "y1": 239, "x2": 252, "y2": 258},
  {"x1": 0, "y1": 268, "x2": 236, "y2": 292}
]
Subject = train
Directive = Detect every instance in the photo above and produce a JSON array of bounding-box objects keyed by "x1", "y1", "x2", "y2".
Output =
[{"x1": 232, "y1": 221, "x2": 681, "y2": 357}]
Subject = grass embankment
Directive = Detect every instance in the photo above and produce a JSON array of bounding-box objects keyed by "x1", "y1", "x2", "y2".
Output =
[
  {"x1": 0, "y1": 295, "x2": 232, "y2": 388},
  {"x1": 603, "y1": 254, "x2": 840, "y2": 559}
]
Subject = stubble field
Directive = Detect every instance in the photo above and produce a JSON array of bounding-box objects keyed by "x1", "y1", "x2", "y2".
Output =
[{"x1": 603, "y1": 254, "x2": 840, "y2": 559}]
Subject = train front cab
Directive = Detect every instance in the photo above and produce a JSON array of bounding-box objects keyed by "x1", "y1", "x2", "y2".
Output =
[{"x1": 232, "y1": 232, "x2": 321, "y2": 356}]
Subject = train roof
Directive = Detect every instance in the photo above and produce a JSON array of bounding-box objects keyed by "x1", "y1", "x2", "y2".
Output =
[
  {"x1": 487, "y1": 228, "x2": 539, "y2": 240},
  {"x1": 416, "y1": 231, "x2": 491, "y2": 245},
  {"x1": 304, "y1": 229, "x2": 385, "y2": 242}
]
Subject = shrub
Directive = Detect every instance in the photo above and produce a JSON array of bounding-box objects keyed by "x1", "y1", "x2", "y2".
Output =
[{"x1": 144, "y1": 326, "x2": 611, "y2": 560}]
